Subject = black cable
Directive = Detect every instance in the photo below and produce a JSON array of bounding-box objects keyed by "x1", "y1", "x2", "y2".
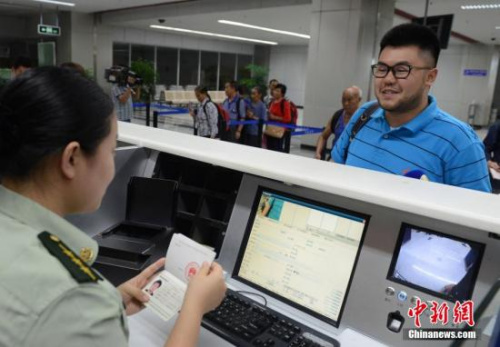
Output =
[{"x1": 236, "y1": 290, "x2": 268, "y2": 307}]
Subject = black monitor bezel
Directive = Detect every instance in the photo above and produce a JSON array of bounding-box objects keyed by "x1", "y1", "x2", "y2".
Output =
[
  {"x1": 386, "y1": 223, "x2": 486, "y2": 302},
  {"x1": 232, "y1": 186, "x2": 370, "y2": 328}
]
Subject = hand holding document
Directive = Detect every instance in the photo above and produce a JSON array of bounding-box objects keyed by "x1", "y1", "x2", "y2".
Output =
[{"x1": 142, "y1": 233, "x2": 216, "y2": 321}]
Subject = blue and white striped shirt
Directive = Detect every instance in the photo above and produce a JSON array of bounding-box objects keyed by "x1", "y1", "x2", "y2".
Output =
[
  {"x1": 111, "y1": 85, "x2": 134, "y2": 122},
  {"x1": 332, "y1": 96, "x2": 491, "y2": 192}
]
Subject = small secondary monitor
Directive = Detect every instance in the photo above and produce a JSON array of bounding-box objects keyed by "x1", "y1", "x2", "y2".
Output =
[
  {"x1": 233, "y1": 187, "x2": 370, "y2": 327},
  {"x1": 387, "y1": 224, "x2": 485, "y2": 302}
]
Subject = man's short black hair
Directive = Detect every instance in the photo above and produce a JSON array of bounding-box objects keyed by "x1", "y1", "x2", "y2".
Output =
[
  {"x1": 226, "y1": 80, "x2": 238, "y2": 90},
  {"x1": 269, "y1": 79, "x2": 278, "y2": 84},
  {"x1": 11, "y1": 56, "x2": 33, "y2": 69},
  {"x1": 380, "y1": 23, "x2": 441, "y2": 67},
  {"x1": 275, "y1": 83, "x2": 287, "y2": 95}
]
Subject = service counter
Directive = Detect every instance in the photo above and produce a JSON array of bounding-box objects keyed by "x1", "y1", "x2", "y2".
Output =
[{"x1": 71, "y1": 122, "x2": 500, "y2": 347}]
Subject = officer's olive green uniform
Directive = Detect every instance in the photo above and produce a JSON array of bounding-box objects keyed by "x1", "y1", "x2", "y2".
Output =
[{"x1": 0, "y1": 186, "x2": 129, "y2": 346}]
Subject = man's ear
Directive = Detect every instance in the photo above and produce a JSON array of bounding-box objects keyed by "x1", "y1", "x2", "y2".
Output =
[
  {"x1": 60, "y1": 141, "x2": 82, "y2": 180},
  {"x1": 426, "y1": 68, "x2": 438, "y2": 87}
]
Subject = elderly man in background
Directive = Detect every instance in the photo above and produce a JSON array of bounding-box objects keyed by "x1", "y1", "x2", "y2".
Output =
[{"x1": 315, "y1": 86, "x2": 362, "y2": 160}]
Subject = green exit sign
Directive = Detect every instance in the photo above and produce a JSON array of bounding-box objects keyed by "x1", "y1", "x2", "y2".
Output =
[{"x1": 37, "y1": 24, "x2": 61, "y2": 37}]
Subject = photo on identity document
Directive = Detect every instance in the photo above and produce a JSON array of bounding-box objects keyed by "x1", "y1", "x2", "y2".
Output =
[{"x1": 142, "y1": 233, "x2": 216, "y2": 321}]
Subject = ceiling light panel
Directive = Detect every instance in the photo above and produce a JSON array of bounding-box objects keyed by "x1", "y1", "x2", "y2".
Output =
[
  {"x1": 33, "y1": 0, "x2": 75, "y2": 7},
  {"x1": 150, "y1": 25, "x2": 278, "y2": 45},
  {"x1": 218, "y1": 20, "x2": 310, "y2": 39},
  {"x1": 461, "y1": 4, "x2": 500, "y2": 9}
]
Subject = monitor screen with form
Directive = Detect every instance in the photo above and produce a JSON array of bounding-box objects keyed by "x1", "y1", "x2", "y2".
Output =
[{"x1": 233, "y1": 188, "x2": 370, "y2": 327}]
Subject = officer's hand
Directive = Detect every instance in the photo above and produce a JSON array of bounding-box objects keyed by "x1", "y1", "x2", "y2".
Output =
[
  {"x1": 235, "y1": 130, "x2": 241, "y2": 140},
  {"x1": 315, "y1": 152, "x2": 322, "y2": 160},
  {"x1": 181, "y1": 262, "x2": 226, "y2": 316},
  {"x1": 117, "y1": 257, "x2": 166, "y2": 316}
]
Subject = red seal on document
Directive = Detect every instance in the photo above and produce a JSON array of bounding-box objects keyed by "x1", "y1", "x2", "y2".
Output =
[{"x1": 185, "y1": 262, "x2": 200, "y2": 280}]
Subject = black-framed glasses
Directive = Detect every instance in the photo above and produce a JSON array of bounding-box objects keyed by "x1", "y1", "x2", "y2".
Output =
[{"x1": 371, "y1": 63, "x2": 433, "y2": 79}]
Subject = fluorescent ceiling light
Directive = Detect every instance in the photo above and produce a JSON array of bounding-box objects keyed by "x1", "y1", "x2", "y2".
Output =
[
  {"x1": 496, "y1": 26, "x2": 500, "y2": 29},
  {"x1": 150, "y1": 25, "x2": 278, "y2": 45},
  {"x1": 218, "y1": 20, "x2": 310, "y2": 39},
  {"x1": 461, "y1": 4, "x2": 500, "y2": 9},
  {"x1": 33, "y1": 0, "x2": 75, "y2": 6}
]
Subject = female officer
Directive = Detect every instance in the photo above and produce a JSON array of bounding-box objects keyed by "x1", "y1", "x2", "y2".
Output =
[{"x1": 0, "y1": 67, "x2": 226, "y2": 347}]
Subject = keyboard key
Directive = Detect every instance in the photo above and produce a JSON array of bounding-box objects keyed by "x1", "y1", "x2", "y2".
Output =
[{"x1": 242, "y1": 332, "x2": 253, "y2": 341}]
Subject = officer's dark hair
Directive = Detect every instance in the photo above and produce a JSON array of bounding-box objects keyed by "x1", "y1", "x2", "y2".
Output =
[
  {"x1": 269, "y1": 79, "x2": 278, "y2": 85},
  {"x1": 380, "y1": 23, "x2": 441, "y2": 67},
  {"x1": 275, "y1": 83, "x2": 287, "y2": 96},
  {"x1": 60, "y1": 61, "x2": 86, "y2": 77},
  {"x1": 225, "y1": 80, "x2": 238, "y2": 91},
  {"x1": 11, "y1": 56, "x2": 33, "y2": 69},
  {"x1": 0, "y1": 67, "x2": 114, "y2": 179}
]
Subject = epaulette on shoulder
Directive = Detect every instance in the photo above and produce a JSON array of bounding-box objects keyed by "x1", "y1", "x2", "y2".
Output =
[{"x1": 38, "y1": 231, "x2": 102, "y2": 283}]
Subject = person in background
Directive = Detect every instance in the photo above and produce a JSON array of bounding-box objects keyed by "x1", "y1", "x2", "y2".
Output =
[
  {"x1": 0, "y1": 67, "x2": 226, "y2": 347},
  {"x1": 111, "y1": 71, "x2": 141, "y2": 123},
  {"x1": 10, "y1": 56, "x2": 32, "y2": 78},
  {"x1": 315, "y1": 86, "x2": 362, "y2": 160},
  {"x1": 332, "y1": 23, "x2": 491, "y2": 192},
  {"x1": 243, "y1": 86, "x2": 267, "y2": 147},
  {"x1": 264, "y1": 79, "x2": 279, "y2": 106},
  {"x1": 222, "y1": 81, "x2": 246, "y2": 142},
  {"x1": 235, "y1": 85, "x2": 251, "y2": 143},
  {"x1": 266, "y1": 83, "x2": 291, "y2": 152},
  {"x1": 60, "y1": 62, "x2": 86, "y2": 77},
  {"x1": 483, "y1": 119, "x2": 500, "y2": 192},
  {"x1": 190, "y1": 86, "x2": 218, "y2": 139}
]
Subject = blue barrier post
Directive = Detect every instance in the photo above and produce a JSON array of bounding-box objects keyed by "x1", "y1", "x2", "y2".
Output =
[
  {"x1": 153, "y1": 110, "x2": 158, "y2": 128},
  {"x1": 258, "y1": 119, "x2": 264, "y2": 148},
  {"x1": 146, "y1": 102, "x2": 150, "y2": 126}
]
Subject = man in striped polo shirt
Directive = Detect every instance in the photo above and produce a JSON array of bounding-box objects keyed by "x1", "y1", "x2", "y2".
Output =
[{"x1": 333, "y1": 23, "x2": 491, "y2": 193}]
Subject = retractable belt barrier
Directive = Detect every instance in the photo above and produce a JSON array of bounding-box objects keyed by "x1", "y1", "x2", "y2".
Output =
[
  {"x1": 228, "y1": 120, "x2": 323, "y2": 136},
  {"x1": 134, "y1": 103, "x2": 323, "y2": 137}
]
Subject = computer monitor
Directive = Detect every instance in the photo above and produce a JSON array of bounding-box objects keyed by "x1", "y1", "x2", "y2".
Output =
[
  {"x1": 387, "y1": 224, "x2": 485, "y2": 302},
  {"x1": 232, "y1": 187, "x2": 370, "y2": 327}
]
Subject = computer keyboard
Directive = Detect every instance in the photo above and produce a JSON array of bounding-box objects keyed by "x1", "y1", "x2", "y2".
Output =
[{"x1": 202, "y1": 289, "x2": 340, "y2": 347}]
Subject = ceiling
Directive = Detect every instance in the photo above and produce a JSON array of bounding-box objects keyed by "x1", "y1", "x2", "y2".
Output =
[
  {"x1": 111, "y1": 0, "x2": 500, "y2": 46},
  {"x1": 396, "y1": 0, "x2": 500, "y2": 44},
  {"x1": 0, "y1": 0, "x2": 190, "y2": 14},
  {"x1": 1, "y1": 0, "x2": 499, "y2": 45},
  {"x1": 123, "y1": 5, "x2": 312, "y2": 46}
]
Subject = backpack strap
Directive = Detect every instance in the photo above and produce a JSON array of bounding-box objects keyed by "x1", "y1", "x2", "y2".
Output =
[
  {"x1": 342, "y1": 103, "x2": 379, "y2": 162},
  {"x1": 330, "y1": 109, "x2": 343, "y2": 132},
  {"x1": 236, "y1": 97, "x2": 243, "y2": 120}
]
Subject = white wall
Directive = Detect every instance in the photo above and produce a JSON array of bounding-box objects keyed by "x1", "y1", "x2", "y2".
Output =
[
  {"x1": 432, "y1": 44, "x2": 500, "y2": 125},
  {"x1": 268, "y1": 45, "x2": 308, "y2": 106}
]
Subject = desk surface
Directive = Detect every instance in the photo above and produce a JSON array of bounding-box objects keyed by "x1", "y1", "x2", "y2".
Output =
[
  {"x1": 118, "y1": 122, "x2": 500, "y2": 235},
  {"x1": 128, "y1": 309, "x2": 387, "y2": 347}
]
